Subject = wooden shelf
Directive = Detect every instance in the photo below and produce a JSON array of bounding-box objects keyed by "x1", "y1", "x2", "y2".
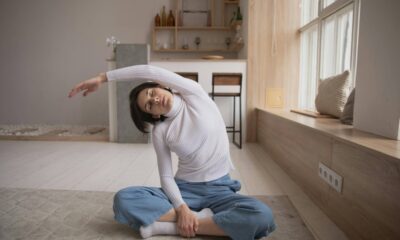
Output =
[
  {"x1": 224, "y1": 0, "x2": 240, "y2": 4},
  {"x1": 178, "y1": 26, "x2": 231, "y2": 31},
  {"x1": 153, "y1": 42, "x2": 243, "y2": 53},
  {"x1": 153, "y1": 48, "x2": 240, "y2": 53},
  {"x1": 154, "y1": 27, "x2": 176, "y2": 30},
  {"x1": 154, "y1": 26, "x2": 232, "y2": 31},
  {"x1": 152, "y1": 0, "x2": 242, "y2": 53}
]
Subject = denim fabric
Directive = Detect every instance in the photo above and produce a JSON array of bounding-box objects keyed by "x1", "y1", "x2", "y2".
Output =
[{"x1": 113, "y1": 175, "x2": 276, "y2": 239}]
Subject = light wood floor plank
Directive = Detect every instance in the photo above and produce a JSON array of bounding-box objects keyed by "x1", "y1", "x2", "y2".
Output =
[
  {"x1": 106, "y1": 145, "x2": 158, "y2": 191},
  {"x1": 230, "y1": 145, "x2": 285, "y2": 196},
  {"x1": 0, "y1": 140, "x2": 348, "y2": 240}
]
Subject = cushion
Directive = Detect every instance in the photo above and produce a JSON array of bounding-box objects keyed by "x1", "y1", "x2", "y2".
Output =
[
  {"x1": 340, "y1": 88, "x2": 355, "y2": 125},
  {"x1": 315, "y1": 70, "x2": 351, "y2": 118}
]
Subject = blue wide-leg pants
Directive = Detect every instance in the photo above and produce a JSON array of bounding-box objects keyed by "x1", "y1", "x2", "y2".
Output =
[{"x1": 113, "y1": 174, "x2": 276, "y2": 239}]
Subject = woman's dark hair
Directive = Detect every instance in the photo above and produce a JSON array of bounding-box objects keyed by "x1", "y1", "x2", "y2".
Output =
[{"x1": 129, "y1": 82, "x2": 172, "y2": 133}]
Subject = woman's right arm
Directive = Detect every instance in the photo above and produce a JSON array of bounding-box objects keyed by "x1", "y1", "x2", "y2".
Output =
[
  {"x1": 106, "y1": 65, "x2": 204, "y2": 97},
  {"x1": 153, "y1": 133, "x2": 185, "y2": 208},
  {"x1": 68, "y1": 65, "x2": 205, "y2": 98},
  {"x1": 68, "y1": 72, "x2": 107, "y2": 98},
  {"x1": 152, "y1": 131, "x2": 199, "y2": 237}
]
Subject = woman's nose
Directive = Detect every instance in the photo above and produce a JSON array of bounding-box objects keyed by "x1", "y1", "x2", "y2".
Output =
[{"x1": 152, "y1": 96, "x2": 160, "y2": 104}]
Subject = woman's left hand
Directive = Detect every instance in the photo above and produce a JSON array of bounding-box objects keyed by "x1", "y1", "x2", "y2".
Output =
[
  {"x1": 68, "y1": 73, "x2": 107, "y2": 98},
  {"x1": 176, "y1": 204, "x2": 198, "y2": 237}
]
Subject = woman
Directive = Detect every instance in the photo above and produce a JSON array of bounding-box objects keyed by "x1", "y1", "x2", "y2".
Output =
[{"x1": 68, "y1": 65, "x2": 276, "y2": 239}]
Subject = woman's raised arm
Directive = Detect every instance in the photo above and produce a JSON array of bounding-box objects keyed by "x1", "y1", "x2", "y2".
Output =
[
  {"x1": 69, "y1": 65, "x2": 205, "y2": 98},
  {"x1": 68, "y1": 72, "x2": 107, "y2": 98},
  {"x1": 106, "y1": 65, "x2": 204, "y2": 97}
]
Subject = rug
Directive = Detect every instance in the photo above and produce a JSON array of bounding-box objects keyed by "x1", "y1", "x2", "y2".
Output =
[{"x1": 0, "y1": 188, "x2": 314, "y2": 240}]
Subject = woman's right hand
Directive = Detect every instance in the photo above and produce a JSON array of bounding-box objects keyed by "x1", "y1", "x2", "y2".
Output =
[
  {"x1": 68, "y1": 73, "x2": 107, "y2": 98},
  {"x1": 176, "y1": 204, "x2": 199, "y2": 238}
]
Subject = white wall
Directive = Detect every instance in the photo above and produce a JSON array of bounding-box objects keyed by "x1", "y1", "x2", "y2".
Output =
[
  {"x1": 0, "y1": 0, "x2": 173, "y2": 125},
  {"x1": 354, "y1": 0, "x2": 400, "y2": 140},
  {"x1": 0, "y1": 0, "x2": 247, "y2": 125}
]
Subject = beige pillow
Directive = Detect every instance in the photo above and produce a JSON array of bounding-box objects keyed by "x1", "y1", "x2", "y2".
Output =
[
  {"x1": 315, "y1": 70, "x2": 350, "y2": 118},
  {"x1": 340, "y1": 88, "x2": 355, "y2": 125}
]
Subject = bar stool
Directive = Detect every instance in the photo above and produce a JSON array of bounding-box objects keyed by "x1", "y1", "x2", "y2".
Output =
[
  {"x1": 211, "y1": 73, "x2": 242, "y2": 148},
  {"x1": 175, "y1": 72, "x2": 198, "y2": 82}
]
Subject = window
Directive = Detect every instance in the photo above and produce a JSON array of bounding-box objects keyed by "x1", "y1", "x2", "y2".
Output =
[
  {"x1": 301, "y1": 0, "x2": 318, "y2": 26},
  {"x1": 323, "y1": 0, "x2": 337, "y2": 8},
  {"x1": 299, "y1": 0, "x2": 359, "y2": 110},
  {"x1": 299, "y1": 26, "x2": 318, "y2": 110}
]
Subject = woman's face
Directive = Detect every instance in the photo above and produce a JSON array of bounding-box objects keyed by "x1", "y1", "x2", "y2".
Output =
[{"x1": 137, "y1": 86, "x2": 173, "y2": 118}]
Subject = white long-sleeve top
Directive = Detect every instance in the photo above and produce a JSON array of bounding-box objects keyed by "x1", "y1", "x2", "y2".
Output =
[{"x1": 106, "y1": 65, "x2": 234, "y2": 208}]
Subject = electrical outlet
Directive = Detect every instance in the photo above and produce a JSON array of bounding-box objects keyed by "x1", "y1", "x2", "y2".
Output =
[{"x1": 318, "y1": 162, "x2": 343, "y2": 193}]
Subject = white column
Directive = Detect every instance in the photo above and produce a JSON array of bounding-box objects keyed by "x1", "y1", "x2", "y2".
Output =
[{"x1": 107, "y1": 59, "x2": 117, "y2": 142}]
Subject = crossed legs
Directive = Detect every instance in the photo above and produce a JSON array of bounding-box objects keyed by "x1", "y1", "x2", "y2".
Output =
[{"x1": 113, "y1": 183, "x2": 275, "y2": 239}]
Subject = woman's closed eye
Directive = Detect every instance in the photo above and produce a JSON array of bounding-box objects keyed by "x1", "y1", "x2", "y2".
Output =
[
  {"x1": 146, "y1": 102, "x2": 152, "y2": 111},
  {"x1": 147, "y1": 89, "x2": 154, "y2": 98},
  {"x1": 145, "y1": 89, "x2": 153, "y2": 112}
]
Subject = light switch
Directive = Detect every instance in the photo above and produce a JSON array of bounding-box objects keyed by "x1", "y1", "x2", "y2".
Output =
[{"x1": 266, "y1": 88, "x2": 284, "y2": 108}]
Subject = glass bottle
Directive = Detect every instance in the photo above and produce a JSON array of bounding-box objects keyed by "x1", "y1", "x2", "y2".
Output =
[
  {"x1": 236, "y1": 6, "x2": 243, "y2": 22},
  {"x1": 167, "y1": 10, "x2": 175, "y2": 26},
  {"x1": 161, "y1": 6, "x2": 167, "y2": 27},
  {"x1": 155, "y1": 14, "x2": 161, "y2": 27}
]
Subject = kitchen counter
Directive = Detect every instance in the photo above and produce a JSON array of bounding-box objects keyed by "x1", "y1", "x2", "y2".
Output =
[
  {"x1": 150, "y1": 60, "x2": 247, "y2": 93},
  {"x1": 150, "y1": 60, "x2": 247, "y2": 141},
  {"x1": 151, "y1": 58, "x2": 247, "y2": 62}
]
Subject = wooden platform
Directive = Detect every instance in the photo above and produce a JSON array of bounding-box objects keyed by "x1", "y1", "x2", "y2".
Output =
[
  {"x1": 290, "y1": 109, "x2": 333, "y2": 118},
  {"x1": 256, "y1": 108, "x2": 400, "y2": 240}
]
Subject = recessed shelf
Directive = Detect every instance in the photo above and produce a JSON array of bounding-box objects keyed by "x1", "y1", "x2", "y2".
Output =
[{"x1": 152, "y1": 0, "x2": 242, "y2": 53}]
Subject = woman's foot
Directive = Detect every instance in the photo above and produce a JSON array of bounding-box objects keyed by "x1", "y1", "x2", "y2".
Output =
[
  {"x1": 140, "y1": 208, "x2": 214, "y2": 238},
  {"x1": 140, "y1": 221, "x2": 177, "y2": 238}
]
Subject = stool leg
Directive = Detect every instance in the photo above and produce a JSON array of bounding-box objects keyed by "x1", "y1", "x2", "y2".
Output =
[
  {"x1": 239, "y1": 95, "x2": 242, "y2": 148},
  {"x1": 233, "y1": 96, "x2": 236, "y2": 145}
]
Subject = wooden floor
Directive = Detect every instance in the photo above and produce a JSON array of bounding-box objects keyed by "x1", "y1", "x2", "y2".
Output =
[{"x1": 0, "y1": 140, "x2": 348, "y2": 240}]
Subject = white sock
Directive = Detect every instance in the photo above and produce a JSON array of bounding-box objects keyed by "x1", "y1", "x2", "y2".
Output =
[
  {"x1": 140, "y1": 221, "x2": 177, "y2": 238},
  {"x1": 195, "y1": 208, "x2": 214, "y2": 219},
  {"x1": 139, "y1": 208, "x2": 214, "y2": 238}
]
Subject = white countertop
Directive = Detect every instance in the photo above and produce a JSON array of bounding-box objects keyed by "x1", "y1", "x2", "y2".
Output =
[{"x1": 151, "y1": 58, "x2": 247, "y2": 62}]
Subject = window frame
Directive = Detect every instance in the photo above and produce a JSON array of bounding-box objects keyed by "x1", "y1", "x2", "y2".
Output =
[{"x1": 298, "y1": 0, "x2": 360, "y2": 110}]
